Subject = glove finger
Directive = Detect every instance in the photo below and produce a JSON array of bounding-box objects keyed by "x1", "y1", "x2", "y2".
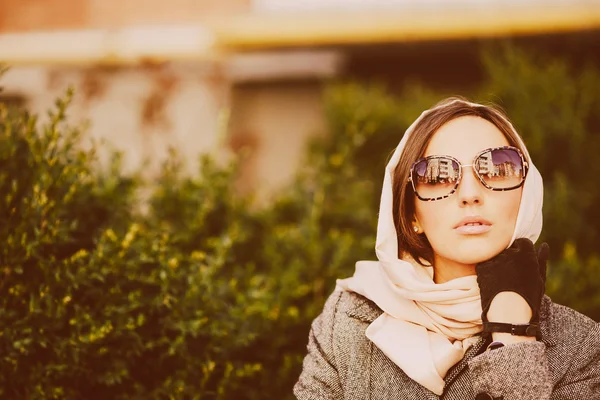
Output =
[
  {"x1": 513, "y1": 237, "x2": 534, "y2": 252},
  {"x1": 537, "y1": 242, "x2": 550, "y2": 280}
]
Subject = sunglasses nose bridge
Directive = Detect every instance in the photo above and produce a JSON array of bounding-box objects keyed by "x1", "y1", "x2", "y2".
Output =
[
  {"x1": 462, "y1": 164, "x2": 474, "y2": 169},
  {"x1": 460, "y1": 164, "x2": 481, "y2": 179},
  {"x1": 458, "y1": 164, "x2": 478, "y2": 180},
  {"x1": 456, "y1": 163, "x2": 486, "y2": 192}
]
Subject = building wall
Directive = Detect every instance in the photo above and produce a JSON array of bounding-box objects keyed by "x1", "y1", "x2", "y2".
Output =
[
  {"x1": 229, "y1": 81, "x2": 326, "y2": 202},
  {"x1": 2, "y1": 62, "x2": 227, "y2": 176},
  {"x1": 0, "y1": 0, "x2": 339, "y2": 201},
  {"x1": 1, "y1": 55, "x2": 333, "y2": 201}
]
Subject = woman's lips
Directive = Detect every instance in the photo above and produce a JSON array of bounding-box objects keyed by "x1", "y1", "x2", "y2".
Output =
[
  {"x1": 453, "y1": 216, "x2": 492, "y2": 235},
  {"x1": 454, "y1": 223, "x2": 492, "y2": 235}
]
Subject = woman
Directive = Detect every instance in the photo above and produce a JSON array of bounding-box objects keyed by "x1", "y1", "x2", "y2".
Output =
[{"x1": 294, "y1": 98, "x2": 600, "y2": 400}]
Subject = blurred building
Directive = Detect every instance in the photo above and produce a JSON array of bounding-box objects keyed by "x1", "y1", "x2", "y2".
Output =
[{"x1": 1, "y1": 0, "x2": 600, "y2": 202}]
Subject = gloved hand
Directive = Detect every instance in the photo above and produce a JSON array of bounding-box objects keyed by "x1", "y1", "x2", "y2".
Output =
[{"x1": 475, "y1": 238, "x2": 550, "y2": 325}]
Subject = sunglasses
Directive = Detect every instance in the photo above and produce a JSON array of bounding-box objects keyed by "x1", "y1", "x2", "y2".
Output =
[{"x1": 408, "y1": 146, "x2": 528, "y2": 201}]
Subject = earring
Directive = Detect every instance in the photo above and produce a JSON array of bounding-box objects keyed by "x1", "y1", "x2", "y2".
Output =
[{"x1": 413, "y1": 226, "x2": 419, "y2": 233}]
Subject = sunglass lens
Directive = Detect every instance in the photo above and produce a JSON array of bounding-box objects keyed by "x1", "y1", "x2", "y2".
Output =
[
  {"x1": 412, "y1": 157, "x2": 460, "y2": 200},
  {"x1": 475, "y1": 148, "x2": 525, "y2": 189}
]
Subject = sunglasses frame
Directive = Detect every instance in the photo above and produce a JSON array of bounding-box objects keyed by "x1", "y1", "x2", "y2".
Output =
[{"x1": 407, "y1": 145, "x2": 529, "y2": 201}]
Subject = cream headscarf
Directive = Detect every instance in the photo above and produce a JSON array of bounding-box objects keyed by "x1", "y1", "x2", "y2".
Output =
[{"x1": 336, "y1": 99, "x2": 544, "y2": 395}]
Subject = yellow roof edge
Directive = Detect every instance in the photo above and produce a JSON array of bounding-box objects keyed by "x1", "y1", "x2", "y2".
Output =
[{"x1": 209, "y1": 4, "x2": 600, "y2": 50}]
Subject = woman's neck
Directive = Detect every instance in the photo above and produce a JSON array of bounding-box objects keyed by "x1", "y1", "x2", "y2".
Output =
[{"x1": 433, "y1": 255, "x2": 476, "y2": 284}]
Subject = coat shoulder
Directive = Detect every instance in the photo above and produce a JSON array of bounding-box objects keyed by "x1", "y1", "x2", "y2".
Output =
[
  {"x1": 544, "y1": 298, "x2": 599, "y2": 345},
  {"x1": 542, "y1": 298, "x2": 599, "y2": 387}
]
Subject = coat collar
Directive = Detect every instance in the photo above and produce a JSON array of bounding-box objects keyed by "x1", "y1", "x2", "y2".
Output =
[
  {"x1": 345, "y1": 295, "x2": 383, "y2": 323},
  {"x1": 539, "y1": 295, "x2": 558, "y2": 346}
]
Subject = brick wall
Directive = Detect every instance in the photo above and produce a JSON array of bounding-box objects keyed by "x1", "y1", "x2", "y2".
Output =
[
  {"x1": 0, "y1": 0, "x2": 251, "y2": 33},
  {"x1": 0, "y1": 0, "x2": 86, "y2": 32}
]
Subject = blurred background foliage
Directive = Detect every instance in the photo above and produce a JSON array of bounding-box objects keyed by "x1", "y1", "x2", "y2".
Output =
[{"x1": 1, "y1": 43, "x2": 599, "y2": 399}]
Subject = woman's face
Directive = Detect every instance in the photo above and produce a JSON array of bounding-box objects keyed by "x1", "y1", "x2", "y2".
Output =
[{"x1": 414, "y1": 116, "x2": 522, "y2": 275}]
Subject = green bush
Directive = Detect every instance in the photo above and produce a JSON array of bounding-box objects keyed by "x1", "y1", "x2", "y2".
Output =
[
  {"x1": 0, "y1": 44, "x2": 598, "y2": 400},
  {"x1": 0, "y1": 94, "x2": 278, "y2": 399}
]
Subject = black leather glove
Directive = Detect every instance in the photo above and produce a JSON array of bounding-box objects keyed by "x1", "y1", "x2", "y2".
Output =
[{"x1": 475, "y1": 238, "x2": 550, "y2": 326}]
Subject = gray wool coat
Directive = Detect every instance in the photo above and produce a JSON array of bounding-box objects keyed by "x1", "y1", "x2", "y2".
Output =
[{"x1": 294, "y1": 290, "x2": 600, "y2": 400}]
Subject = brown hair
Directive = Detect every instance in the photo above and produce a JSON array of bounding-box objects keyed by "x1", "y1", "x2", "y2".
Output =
[{"x1": 392, "y1": 97, "x2": 526, "y2": 265}]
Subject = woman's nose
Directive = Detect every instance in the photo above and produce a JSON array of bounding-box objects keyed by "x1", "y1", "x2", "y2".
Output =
[{"x1": 457, "y1": 166, "x2": 483, "y2": 205}]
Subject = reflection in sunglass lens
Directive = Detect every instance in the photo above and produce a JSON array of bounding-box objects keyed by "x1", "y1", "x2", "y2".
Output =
[
  {"x1": 412, "y1": 157, "x2": 460, "y2": 200},
  {"x1": 474, "y1": 148, "x2": 524, "y2": 189}
]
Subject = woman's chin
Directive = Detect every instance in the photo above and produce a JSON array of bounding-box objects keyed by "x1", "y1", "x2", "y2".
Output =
[
  {"x1": 449, "y1": 244, "x2": 505, "y2": 265},
  {"x1": 429, "y1": 233, "x2": 512, "y2": 267}
]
